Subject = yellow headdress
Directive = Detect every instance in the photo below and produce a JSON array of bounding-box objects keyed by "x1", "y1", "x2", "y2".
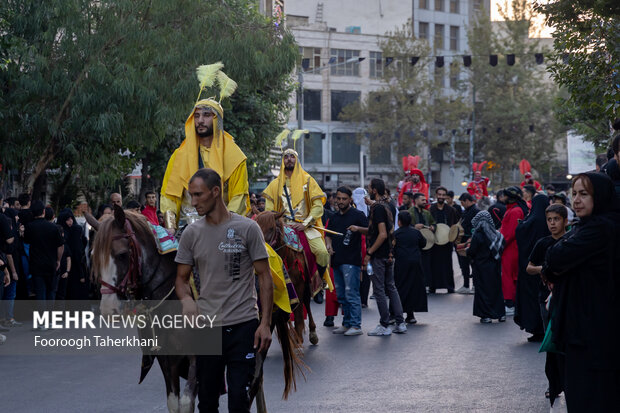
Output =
[{"x1": 161, "y1": 65, "x2": 244, "y2": 199}]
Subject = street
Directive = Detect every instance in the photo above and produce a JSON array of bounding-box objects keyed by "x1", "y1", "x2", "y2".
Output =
[{"x1": 0, "y1": 272, "x2": 560, "y2": 412}]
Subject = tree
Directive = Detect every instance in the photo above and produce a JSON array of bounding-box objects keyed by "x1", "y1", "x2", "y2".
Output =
[
  {"x1": 0, "y1": 0, "x2": 297, "y2": 206},
  {"x1": 466, "y1": 0, "x2": 565, "y2": 185},
  {"x1": 536, "y1": 0, "x2": 620, "y2": 147},
  {"x1": 340, "y1": 21, "x2": 469, "y2": 172}
]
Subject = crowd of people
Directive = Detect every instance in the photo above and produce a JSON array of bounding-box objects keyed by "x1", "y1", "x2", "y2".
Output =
[
  {"x1": 314, "y1": 133, "x2": 620, "y2": 410},
  {"x1": 2, "y1": 71, "x2": 619, "y2": 411}
]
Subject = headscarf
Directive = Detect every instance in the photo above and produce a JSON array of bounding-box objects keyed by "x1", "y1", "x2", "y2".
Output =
[
  {"x1": 262, "y1": 148, "x2": 325, "y2": 211},
  {"x1": 57, "y1": 208, "x2": 76, "y2": 234},
  {"x1": 352, "y1": 187, "x2": 368, "y2": 216},
  {"x1": 579, "y1": 172, "x2": 617, "y2": 216},
  {"x1": 163, "y1": 98, "x2": 246, "y2": 198},
  {"x1": 472, "y1": 210, "x2": 504, "y2": 260},
  {"x1": 504, "y1": 185, "x2": 529, "y2": 217}
]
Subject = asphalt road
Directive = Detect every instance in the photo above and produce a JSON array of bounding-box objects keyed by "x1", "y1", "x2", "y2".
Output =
[{"x1": 0, "y1": 264, "x2": 564, "y2": 412}]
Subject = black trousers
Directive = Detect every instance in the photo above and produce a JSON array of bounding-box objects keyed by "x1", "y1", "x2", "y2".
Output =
[
  {"x1": 197, "y1": 318, "x2": 258, "y2": 413},
  {"x1": 360, "y1": 268, "x2": 371, "y2": 306},
  {"x1": 455, "y1": 249, "x2": 471, "y2": 288}
]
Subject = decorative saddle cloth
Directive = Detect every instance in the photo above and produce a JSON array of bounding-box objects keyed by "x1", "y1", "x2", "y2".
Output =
[
  {"x1": 283, "y1": 226, "x2": 303, "y2": 252},
  {"x1": 149, "y1": 223, "x2": 178, "y2": 254}
]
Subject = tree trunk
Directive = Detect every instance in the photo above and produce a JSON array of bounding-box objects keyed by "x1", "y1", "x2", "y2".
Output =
[{"x1": 31, "y1": 171, "x2": 48, "y2": 203}]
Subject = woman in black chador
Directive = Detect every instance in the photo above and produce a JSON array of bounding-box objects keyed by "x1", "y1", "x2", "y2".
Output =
[
  {"x1": 57, "y1": 208, "x2": 88, "y2": 300},
  {"x1": 514, "y1": 194, "x2": 550, "y2": 341},
  {"x1": 392, "y1": 211, "x2": 427, "y2": 324},
  {"x1": 544, "y1": 172, "x2": 620, "y2": 411},
  {"x1": 467, "y1": 210, "x2": 506, "y2": 323}
]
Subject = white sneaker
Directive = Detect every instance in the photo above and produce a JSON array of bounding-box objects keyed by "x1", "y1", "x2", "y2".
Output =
[
  {"x1": 468, "y1": 287, "x2": 475, "y2": 295},
  {"x1": 0, "y1": 333, "x2": 5, "y2": 344},
  {"x1": 332, "y1": 325, "x2": 348, "y2": 334},
  {"x1": 367, "y1": 325, "x2": 392, "y2": 336},
  {"x1": 344, "y1": 327, "x2": 363, "y2": 336},
  {"x1": 505, "y1": 306, "x2": 515, "y2": 316},
  {"x1": 392, "y1": 322, "x2": 407, "y2": 334},
  {"x1": 456, "y1": 286, "x2": 469, "y2": 294}
]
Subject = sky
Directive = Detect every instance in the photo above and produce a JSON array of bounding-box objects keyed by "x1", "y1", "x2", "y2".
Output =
[{"x1": 490, "y1": 0, "x2": 554, "y2": 38}]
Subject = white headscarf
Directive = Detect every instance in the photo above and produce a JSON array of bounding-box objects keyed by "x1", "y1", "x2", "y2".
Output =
[{"x1": 352, "y1": 187, "x2": 368, "y2": 217}]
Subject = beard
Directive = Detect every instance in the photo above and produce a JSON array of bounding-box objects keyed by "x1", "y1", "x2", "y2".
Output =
[
  {"x1": 437, "y1": 198, "x2": 444, "y2": 204},
  {"x1": 284, "y1": 164, "x2": 295, "y2": 171},
  {"x1": 196, "y1": 125, "x2": 213, "y2": 138}
]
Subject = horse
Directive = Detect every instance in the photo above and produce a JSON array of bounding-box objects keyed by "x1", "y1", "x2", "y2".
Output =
[
  {"x1": 91, "y1": 206, "x2": 301, "y2": 413},
  {"x1": 254, "y1": 211, "x2": 319, "y2": 346}
]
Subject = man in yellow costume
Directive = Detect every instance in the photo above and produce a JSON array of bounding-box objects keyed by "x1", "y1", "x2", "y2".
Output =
[
  {"x1": 160, "y1": 98, "x2": 250, "y2": 231},
  {"x1": 262, "y1": 149, "x2": 330, "y2": 279}
]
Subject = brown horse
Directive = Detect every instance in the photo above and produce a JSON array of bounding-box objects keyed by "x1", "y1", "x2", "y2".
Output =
[
  {"x1": 255, "y1": 211, "x2": 319, "y2": 346},
  {"x1": 91, "y1": 206, "x2": 302, "y2": 412}
]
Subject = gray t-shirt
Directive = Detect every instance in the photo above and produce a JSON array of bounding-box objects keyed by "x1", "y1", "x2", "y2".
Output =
[{"x1": 175, "y1": 213, "x2": 268, "y2": 326}]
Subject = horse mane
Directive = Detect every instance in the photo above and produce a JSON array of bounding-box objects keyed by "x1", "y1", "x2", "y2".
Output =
[{"x1": 92, "y1": 211, "x2": 156, "y2": 279}]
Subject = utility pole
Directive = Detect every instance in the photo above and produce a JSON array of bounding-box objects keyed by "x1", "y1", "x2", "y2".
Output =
[{"x1": 470, "y1": 83, "x2": 475, "y2": 181}]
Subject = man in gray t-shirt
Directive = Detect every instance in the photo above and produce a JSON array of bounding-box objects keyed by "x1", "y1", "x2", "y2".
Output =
[{"x1": 175, "y1": 168, "x2": 273, "y2": 413}]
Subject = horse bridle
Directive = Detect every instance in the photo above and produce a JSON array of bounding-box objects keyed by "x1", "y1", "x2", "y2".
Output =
[{"x1": 100, "y1": 219, "x2": 143, "y2": 297}]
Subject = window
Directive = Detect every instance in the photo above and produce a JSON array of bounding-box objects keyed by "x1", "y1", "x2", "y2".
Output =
[
  {"x1": 330, "y1": 49, "x2": 361, "y2": 76},
  {"x1": 369, "y1": 51, "x2": 383, "y2": 79},
  {"x1": 449, "y1": 63, "x2": 459, "y2": 89},
  {"x1": 304, "y1": 132, "x2": 323, "y2": 164},
  {"x1": 449, "y1": 0, "x2": 459, "y2": 13},
  {"x1": 370, "y1": 144, "x2": 391, "y2": 164},
  {"x1": 331, "y1": 90, "x2": 361, "y2": 121},
  {"x1": 303, "y1": 89, "x2": 321, "y2": 121},
  {"x1": 331, "y1": 133, "x2": 360, "y2": 163},
  {"x1": 434, "y1": 24, "x2": 444, "y2": 50},
  {"x1": 474, "y1": 0, "x2": 482, "y2": 11},
  {"x1": 419, "y1": 22, "x2": 429, "y2": 40},
  {"x1": 300, "y1": 47, "x2": 321, "y2": 72},
  {"x1": 450, "y1": 26, "x2": 459, "y2": 51},
  {"x1": 435, "y1": 0, "x2": 444, "y2": 11},
  {"x1": 434, "y1": 66, "x2": 444, "y2": 87},
  {"x1": 419, "y1": 0, "x2": 428, "y2": 9}
]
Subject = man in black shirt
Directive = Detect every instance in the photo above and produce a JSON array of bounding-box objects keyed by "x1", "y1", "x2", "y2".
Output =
[
  {"x1": 350, "y1": 178, "x2": 406, "y2": 336},
  {"x1": 326, "y1": 187, "x2": 369, "y2": 336},
  {"x1": 24, "y1": 201, "x2": 64, "y2": 318},
  {"x1": 456, "y1": 193, "x2": 479, "y2": 293}
]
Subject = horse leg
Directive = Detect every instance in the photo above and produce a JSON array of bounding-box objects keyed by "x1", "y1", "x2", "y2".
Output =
[
  {"x1": 158, "y1": 356, "x2": 180, "y2": 413},
  {"x1": 180, "y1": 356, "x2": 197, "y2": 413},
  {"x1": 292, "y1": 282, "x2": 306, "y2": 344},
  {"x1": 305, "y1": 282, "x2": 319, "y2": 345}
]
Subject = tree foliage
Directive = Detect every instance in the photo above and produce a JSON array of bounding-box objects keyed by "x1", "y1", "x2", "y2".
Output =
[
  {"x1": 0, "y1": 0, "x2": 297, "y2": 207},
  {"x1": 467, "y1": 1, "x2": 565, "y2": 185},
  {"x1": 536, "y1": 0, "x2": 620, "y2": 147}
]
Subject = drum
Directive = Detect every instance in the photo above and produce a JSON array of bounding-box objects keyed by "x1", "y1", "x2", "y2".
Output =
[
  {"x1": 435, "y1": 223, "x2": 450, "y2": 245},
  {"x1": 420, "y1": 228, "x2": 435, "y2": 250},
  {"x1": 449, "y1": 223, "x2": 464, "y2": 243}
]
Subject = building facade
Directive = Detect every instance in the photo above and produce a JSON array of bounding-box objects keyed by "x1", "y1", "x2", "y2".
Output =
[{"x1": 282, "y1": 0, "x2": 491, "y2": 194}]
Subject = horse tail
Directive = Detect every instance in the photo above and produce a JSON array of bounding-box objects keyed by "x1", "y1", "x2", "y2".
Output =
[{"x1": 274, "y1": 309, "x2": 307, "y2": 399}]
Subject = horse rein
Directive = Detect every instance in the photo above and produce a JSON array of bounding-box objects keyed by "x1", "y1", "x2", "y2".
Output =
[{"x1": 100, "y1": 219, "x2": 143, "y2": 297}]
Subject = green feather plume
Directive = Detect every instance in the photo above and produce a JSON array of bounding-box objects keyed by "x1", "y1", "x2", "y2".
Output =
[
  {"x1": 274, "y1": 129, "x2": 290, "y2": 149},
  {"x1": 217, "y1": 71, "x2": 238, "y2": 102},
  {"x1": 291, "y1": 129, "x2": 309, "y2": 151},
  {"x1": 195, "y1": 62, "x2": 224, "y2": 102}
]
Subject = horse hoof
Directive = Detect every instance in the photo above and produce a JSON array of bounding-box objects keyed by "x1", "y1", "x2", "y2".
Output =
[{"x1": 309, "y1": 331, "x2": 319, "y2": 345}]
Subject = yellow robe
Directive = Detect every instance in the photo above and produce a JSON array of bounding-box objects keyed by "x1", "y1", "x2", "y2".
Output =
[{"x1": 160, "y1": 99, "x2": 249, "y2": 225}]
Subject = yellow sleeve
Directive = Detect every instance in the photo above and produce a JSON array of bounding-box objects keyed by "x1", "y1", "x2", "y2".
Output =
[
  {"x1": 303, "y1": 197, "x2": 324, "y2": 227},
  {"x1": 265, "y1": 195, "x2": 276, "y2": 212},
  {"x1": 160, "y1": 150, "x2": 182, "y2": 218},
  {"x1": 226, "y1": 160, "x2": 250, "y2": 216}
]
